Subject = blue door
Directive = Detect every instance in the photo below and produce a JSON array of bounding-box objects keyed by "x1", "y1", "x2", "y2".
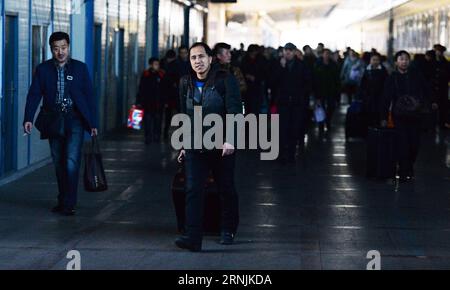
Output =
[
  {"x1": 94, "y1": 24, "x2": 102, "y2": 131},
  {"x1": 1, "y1": 15, "x2": 18, "y2": 176}
]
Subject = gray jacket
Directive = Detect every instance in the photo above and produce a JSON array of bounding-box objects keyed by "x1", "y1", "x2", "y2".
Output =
[{"x1": 179, "y1": 67, "x2": 242, "y2": 149}]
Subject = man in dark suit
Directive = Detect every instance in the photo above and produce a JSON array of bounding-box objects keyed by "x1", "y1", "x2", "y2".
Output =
[
  {"x1": 23, "y1": 32, "x2": 98, "y2": 216},
  {"x1": 273, "y1": 42, "x2": 312, "y2": 163}
]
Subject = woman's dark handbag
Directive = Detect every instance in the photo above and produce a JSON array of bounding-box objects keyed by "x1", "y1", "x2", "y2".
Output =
[
  {"x1": 84, "y1": 136, "x2": 108, "y2": 192},
  {"x1": 393, "y1": 74, "x2": 423, "y2": 117},
  {"x1": 394, "y1": 94, "x2": 422, "y2": 116},
  {"x1": 34, "y1": 106, "x2": 65, "y2": 139}
]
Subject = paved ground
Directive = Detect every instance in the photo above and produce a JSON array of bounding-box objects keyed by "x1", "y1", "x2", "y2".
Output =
[{"x1": 1, "y1": 106, "x2": 450, "y2": 269}]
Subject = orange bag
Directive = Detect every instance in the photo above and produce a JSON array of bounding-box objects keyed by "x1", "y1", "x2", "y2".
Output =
[{"x1": 387, "y1": 111, "x2": 394, "y2": 128}]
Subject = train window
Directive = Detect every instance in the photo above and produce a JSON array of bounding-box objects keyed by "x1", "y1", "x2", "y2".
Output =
[{"x1": 31, "y1": 25, "x2": 47, "y2": 75}]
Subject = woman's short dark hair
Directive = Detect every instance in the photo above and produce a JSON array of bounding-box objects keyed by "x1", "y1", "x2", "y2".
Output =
[
  {"x1": 189, "y1": 42, "x2": 213, "y2": 57},
  {"x1": 49, "y1": 31, "x2": 70, "y2": 47},
  {"x1": 394, "y1": 50, "x2": 410, "y2": 61}
]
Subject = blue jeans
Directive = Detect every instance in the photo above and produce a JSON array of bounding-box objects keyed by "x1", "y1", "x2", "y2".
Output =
[
  {"x1": 184, "y1": 150, "x2": 239, "y2": 242},
  {"x1": 49, "y1": 114, "x2": 85, "y2": 209}
]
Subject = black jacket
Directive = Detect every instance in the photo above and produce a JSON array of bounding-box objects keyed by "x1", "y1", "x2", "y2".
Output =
[
  {"x1": 24, "y1": 58, "x2": 97, "y2": 132},
  {"x1": 313, "y1": 60, "x2": 340, "y2": 101},
  {"x1": 382, "y1": 69, "x2": 432, "y2": 121},
  {"x1": 179, "y1": 67, "x2": 242, "y2": 149},
  {"x1": 136, "y1": 69, "x2": 165, "y2": 113},
  {"x1": 359, "y1": 65, "x2": 388, "y2": 113},
  {"x1": 273, "y1": 59, "x2": 312, "y2": 106}
]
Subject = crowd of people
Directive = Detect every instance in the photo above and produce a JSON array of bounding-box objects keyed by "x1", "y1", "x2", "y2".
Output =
[{"x1": 136, "y1": 41, "x2": 449, "y2": 168}]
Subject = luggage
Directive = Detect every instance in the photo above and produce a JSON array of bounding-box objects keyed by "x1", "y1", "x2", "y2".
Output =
[
  {"x1": 366, "y1": 127, "x2": 397, "y2": 179},
  {"x1": 171, "y1": 165, "x2": 221, "y2": 235},
  {"x1": 84, "y1": 136, "x2": 108, "y2": 192},
  {"x1": 345, "y1": 100, "x2": 367, "y2": 140}
]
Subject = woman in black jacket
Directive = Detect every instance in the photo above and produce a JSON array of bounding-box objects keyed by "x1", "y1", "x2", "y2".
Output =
[
  {"x1": 359, "y1": 52, "x2": 388, "y2": 128},
  {"x1": 381, "y1": 50, "x2": 436, "y2": 182}
]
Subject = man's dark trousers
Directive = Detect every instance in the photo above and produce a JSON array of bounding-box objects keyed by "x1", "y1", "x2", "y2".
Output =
[
  {"x1": 144, "y1": 112, "x2": 161, "y2": 142},
  {"x1": 49, "y1": 112, "x2": 84, "y2": 210},
  {"x1": 184, "y1": 150, "x2": 239, "y2": 242},
  {"x1": 395, "y1": 116, "x2": 421, "y2": 177},
  {"x1": 279, "y1": 104, "x2": 302, "y2": 160}
]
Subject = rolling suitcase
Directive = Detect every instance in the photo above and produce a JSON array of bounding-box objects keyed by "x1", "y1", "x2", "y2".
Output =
[
  {"x1": 171, "y1": 164, "x2": 221, "y2": 235},
  {"x1": 366, "y1": 127, "x2": 397, "y2": 179},
  {"x1": 345, "y1": 100, "x2": 367, "y2": 140}
]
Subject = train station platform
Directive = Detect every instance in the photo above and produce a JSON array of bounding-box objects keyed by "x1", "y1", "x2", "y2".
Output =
[{"x1": 1, "y1": 107, "x2": 450, "y2": 270}]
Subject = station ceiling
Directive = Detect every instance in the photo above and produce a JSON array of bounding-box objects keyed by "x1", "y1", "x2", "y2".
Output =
[{"x1": 220, "y1": 0, "x2": 411, "y2": 30}]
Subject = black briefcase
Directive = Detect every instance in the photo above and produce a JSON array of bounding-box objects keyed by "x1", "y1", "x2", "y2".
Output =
[{"x1": 84, "y1": 136, "x2": 108, "y2": 192}]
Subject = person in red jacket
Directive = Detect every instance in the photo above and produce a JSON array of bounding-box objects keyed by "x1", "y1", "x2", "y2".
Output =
[{"x1": 136, "y1": 57, "x2": 165, "y2": 144}]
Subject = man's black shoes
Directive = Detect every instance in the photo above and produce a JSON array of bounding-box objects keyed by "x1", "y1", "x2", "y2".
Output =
[
  {"x1": 220, "y1": 232, "x2": 235, "y2": 245},
  {"x1": 175, "y1": 236, "x2": 202, "y2": 252},
  {"x1": 52, "y1": 205, "x2": 76, "y2": 216}
]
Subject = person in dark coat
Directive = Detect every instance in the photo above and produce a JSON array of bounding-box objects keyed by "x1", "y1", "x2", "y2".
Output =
[
  {"x1": 161, "y1": 50, "x2": 180, "y2": 140},
  {"x1": 240, "y1": 44, "x2": 267, "y2": 114},
  {"x1": 313, "y1": 48, "x2": 341, "y2": 131},
  {"x1": 359, "y1": 52, "x2": 388, "y2": 128},
  {"x1": 175, "y1": 42, "x2": 242, "y2": 252},
  {"x1": 302, "y1": 45, "x2": 317, "y2": 73},
  {"x1": 381, "y1": 50, "x2": 437, "y2": 182},
  {"x1": 23, "y1": 32, "x2": 98, "y2": 216},
  {"x1": 423, "y1": 50, "x2": 437, "y2": 82},
  {"x1": 432, "y1": 44, "x2": 450, "y2": 129},
  {"x1": 273, "y1": 42, "x2": 312, "y2": 163},
  {"x1": 136, "y1": 57, "x2": 165, "y2": 143}
]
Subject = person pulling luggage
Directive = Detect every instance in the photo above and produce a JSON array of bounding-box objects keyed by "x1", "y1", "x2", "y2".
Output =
[
  {"x1": 381, "y1": 50, "x2": 437, "y2": 182},
  {"x1": 175, "y1": 42, "x2": 242, "y2": 252}
]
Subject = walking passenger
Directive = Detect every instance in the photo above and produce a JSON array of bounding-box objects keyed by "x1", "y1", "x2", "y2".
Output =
[
  {"x1": 136, "y1": 57, "x2": 165, "y2": 143},
  {"x1": 381, "y1": 50, "x2": 436, "y2": 182},
  {"x1": 23, "y1": 32, "x2": 98, "y2": 216},
  {"x1": 175, "y1": 42, "x2": 241, "y2": 252},
  {"x1": 273, "y1": 42, "x2": 312, "y2": 163},
  {"x1": 359, "y1": 52, "x2": 388, "y2": 128},
  {"x1": 313, "y1": 48, "x2": 341, "y2": 131}
]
